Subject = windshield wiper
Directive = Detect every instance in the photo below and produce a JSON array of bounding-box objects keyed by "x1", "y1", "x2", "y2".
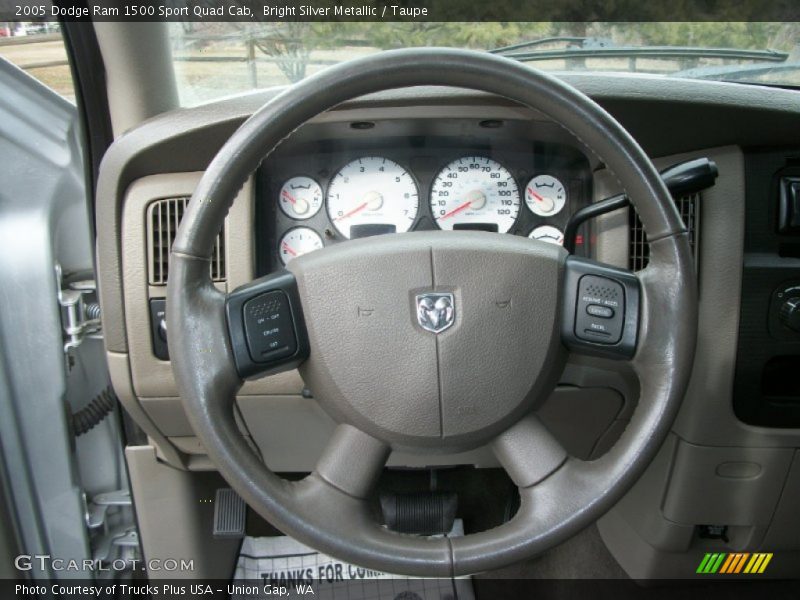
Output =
[
  {"x1": 489, "y1": 36, "x2": 593, "y2": 54},
  {"x1": 673, "y1": 61, "x2": 800, "y2": 81},
  {"x1": 490, "y1": 36, "x2": 789, "y2": 65}
]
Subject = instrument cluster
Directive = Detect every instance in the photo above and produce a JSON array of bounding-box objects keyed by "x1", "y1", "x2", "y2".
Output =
[{"x1": 257, "y1": 124, "x2": 592, "y2": 272}]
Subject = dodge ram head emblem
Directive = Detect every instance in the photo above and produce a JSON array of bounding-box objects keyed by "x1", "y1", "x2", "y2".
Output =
[{"x1": 416, "y1": 293, "x2": 455, "y2": 334}]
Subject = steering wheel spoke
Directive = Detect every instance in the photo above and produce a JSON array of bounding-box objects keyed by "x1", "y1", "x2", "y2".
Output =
[
  {"x1": 313, "y1": 424, "x2": 390, "y2": 499},
  {"x1": 492, "y1": 414, "x2": 568, "y2": 488},
  {"x1": 561, "y1": 256, "x2": 640, "y2": 360},
  {"x1": 225, "y1": 270, "x2": 310, "y2": 379}
]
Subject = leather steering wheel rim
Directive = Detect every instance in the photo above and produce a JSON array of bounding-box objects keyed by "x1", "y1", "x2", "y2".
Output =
[{"x1": 167, "y1": 48, "x2": 697, "y2": 576}]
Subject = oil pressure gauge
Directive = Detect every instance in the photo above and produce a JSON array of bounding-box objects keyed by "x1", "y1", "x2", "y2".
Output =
[
  {"x1": 279, "y1": 177, "x2": 323, "y2": 219},
  {"x1": 525, "y1": 175, "x2": 566, "y2": 217},
  {"x1": 278, "y1": 227, "x2": 323, "y2": 265}
]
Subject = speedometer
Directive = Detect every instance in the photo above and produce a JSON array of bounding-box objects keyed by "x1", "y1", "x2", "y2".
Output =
[
  {"x1": 430, "y1": 157, "x2": 520, "y2": 233},
  {"x1": 327, "y1": 157, "x2": 419, "y2": 239}
]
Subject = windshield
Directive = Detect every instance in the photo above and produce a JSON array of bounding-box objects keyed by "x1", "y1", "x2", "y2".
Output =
[{"x1": 170, "y1": 22, "x2": 800, "y2": 106}]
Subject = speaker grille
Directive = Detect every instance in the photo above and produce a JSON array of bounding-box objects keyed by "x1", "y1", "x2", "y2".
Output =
[
  {"x1": 629, "y1": 193, "x2": 700, "y2": 272},
  {"x1": 147, "y1": 197, "x2": 226, "y2": 285}
]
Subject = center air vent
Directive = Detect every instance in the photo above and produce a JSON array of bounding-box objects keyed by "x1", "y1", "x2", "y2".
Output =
[
  {"x1": 147, "y1": 197, "x2": 226, "y2": 285},
  {"x1": 629, "y1": 193, "x2": 700, "y2": 272}
]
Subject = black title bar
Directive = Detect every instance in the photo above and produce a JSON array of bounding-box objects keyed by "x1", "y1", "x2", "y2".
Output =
[{"x1": 1, "y1": 0, "x2": 800, "y2": 22}]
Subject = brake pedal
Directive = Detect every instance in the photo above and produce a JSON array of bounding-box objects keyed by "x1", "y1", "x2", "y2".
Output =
[
  {"x1": 213, "y1": 488, "x2": 246, "y2": 538},
  {"x1": 380, "y1": 492, "x2": 458, "y2": 535}
]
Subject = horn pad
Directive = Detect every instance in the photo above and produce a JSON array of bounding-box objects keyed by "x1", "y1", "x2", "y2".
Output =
[{"x1": 288, "y1": 231, "x2": 567, "y2": 453}]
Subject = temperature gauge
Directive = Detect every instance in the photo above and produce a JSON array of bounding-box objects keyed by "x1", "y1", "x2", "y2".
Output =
[
  {"x1": 525, "y1": 175, "x2": 566, "y2": 217},
  {"x1": 278, "y1": 227, "x2": 323, "y2": 265},
  {"x1": 529, "y1": 225, "x2": 564, "y2": 246},
  {"x1": 279, "y1": 177, "x2": 323, "y2": 219}
]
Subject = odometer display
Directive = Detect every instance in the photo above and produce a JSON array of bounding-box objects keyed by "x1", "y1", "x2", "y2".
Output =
[{"x1": 430, "y1": 157, "x2": 520, "y2": 233}]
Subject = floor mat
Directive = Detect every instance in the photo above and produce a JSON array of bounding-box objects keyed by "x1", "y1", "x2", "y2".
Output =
[
  {"x1": 474, "y1": 524, "x2": 628, "y2": 580},
  {"x1": 232, "y1": 522, "x2": 473, "y2": 600}
]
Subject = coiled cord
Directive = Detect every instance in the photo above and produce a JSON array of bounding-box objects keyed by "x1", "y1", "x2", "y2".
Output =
[{"x1": 72, "y1": 386, "x2": 117, "y2": 437}]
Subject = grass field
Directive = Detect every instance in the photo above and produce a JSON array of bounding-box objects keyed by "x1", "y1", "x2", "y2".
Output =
[
  {"x1": 0, "y1": 38, "x2": 76, "y2": 101},
  {"x1": 0, "y1": 34, "x2": 376, "y2": 105},
  {"x1": 172, "y1": 43, "x2": 375, "y2": 105}
]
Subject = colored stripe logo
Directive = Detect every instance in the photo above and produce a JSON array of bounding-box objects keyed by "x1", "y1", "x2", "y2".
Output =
[{"x1": 696, "y1": 553, "x2": 773, "y2": 574}]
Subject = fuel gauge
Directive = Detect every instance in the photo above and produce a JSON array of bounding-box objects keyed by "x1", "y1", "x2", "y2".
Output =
[{"x1": 279, "y1": 177, "x2": 323, "y2": 219}]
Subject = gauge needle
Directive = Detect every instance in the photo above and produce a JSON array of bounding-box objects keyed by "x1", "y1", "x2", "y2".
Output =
[
  {"x1": 527, "y1": 188, "x2": 546, "y2": 203},
  {"x1": 281, "y1": 190, "x2": 297, "y2": 204},
  {"x1": 335, "y1": 201, "x2": 368, "y2": 221},
  {"x1": 281, "y1": 242, "x2": 297, "y2": 257},
  {"x1": 440, "y1": 200, "x2": 473, "y2": 220}
]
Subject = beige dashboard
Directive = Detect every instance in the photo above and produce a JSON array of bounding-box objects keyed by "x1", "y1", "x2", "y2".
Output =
[
  {"x1": 110, "y1": 138, "x2": 740, "y2": 475},
  {"x1": 94, "y1": 83, "x2": 800, "y2": 476},
  {"x1": 94, "y1": 73, "x2": 800, "y2": 579}
]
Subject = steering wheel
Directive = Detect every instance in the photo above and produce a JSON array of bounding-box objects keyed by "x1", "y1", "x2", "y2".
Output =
[{"x1": 167, "y1": 48, "x2": 697, "y2": 576}]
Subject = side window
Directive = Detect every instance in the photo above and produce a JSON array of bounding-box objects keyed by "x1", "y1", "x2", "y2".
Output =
[{"x1": 0, "y1": 22, "x2": 76, "y2": 103}]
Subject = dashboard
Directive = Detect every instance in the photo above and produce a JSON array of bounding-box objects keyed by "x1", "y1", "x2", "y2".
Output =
[
  {"x1": 256, "y1": 118, "x2": 592, "y2": 274},
  {"x1": 92, "y1": 73, "x2": 800, "y2": 580}
]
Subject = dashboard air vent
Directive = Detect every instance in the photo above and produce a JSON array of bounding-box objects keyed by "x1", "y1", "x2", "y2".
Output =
[
  {"x1": 147, "y1": 197, "x2": 226, "y2": 285},
  {"x1": 629, "y1": 193, "x2": 700, "y2": 272}
]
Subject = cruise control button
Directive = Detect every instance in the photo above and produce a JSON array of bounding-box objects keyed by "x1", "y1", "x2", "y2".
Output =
[
  {"x1": 584, "y1": 328, "x2": 610, "y2": 337},
  {"x1": 587, "y1": 304, "x2": 614, "y2": 319},
  {"x1": 243, "y1": 291, "x2": 297, "y2": 363},
  {"x1": 575, "y1": 275, "x2": 624, "y2": 344}
]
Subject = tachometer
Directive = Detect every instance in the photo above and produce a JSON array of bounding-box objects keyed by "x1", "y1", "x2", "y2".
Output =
[
  {"x1": 279, "y1": 176, "x2": 323, "y2": 219},
  {"x1": 431, "y1": 157, "x2": 519, "y2": 233},
  {"x1": 327, "y1": 157, "x2": 419, "y2": 239},
  {"x1": 525, "y1": 175, "x2": 566, "y2": 217},
  {"x1": 278, "y1": 227, "x2": 323, "y2": 265}
]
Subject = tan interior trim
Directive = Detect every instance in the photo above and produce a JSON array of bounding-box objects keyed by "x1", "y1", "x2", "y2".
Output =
[
  {"x1": 120, "y1": 171, "x2": 304, "y2": 401},
  {"x1": 93, "y1": 23, "x2": 179, "y2": 136},
  {"x1": 106, "y1": 351, "x2": 186, "y2": 468}
]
